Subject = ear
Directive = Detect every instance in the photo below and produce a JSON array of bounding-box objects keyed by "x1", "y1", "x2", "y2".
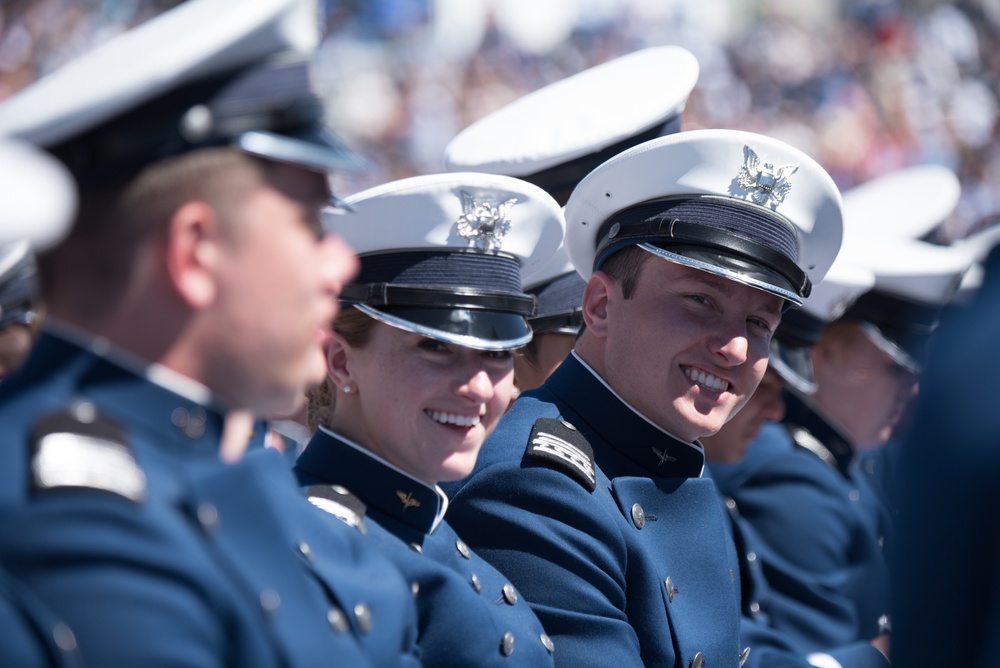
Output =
[
  {"x1": 581, "y1": 272, "x2": 613, "y2": 339},
  {"x1": 325, "y1": 330, "x2": 356, "y2": 392},
  {"x1": 165, "y1": 201, "x2": 220, "y2": 310}
]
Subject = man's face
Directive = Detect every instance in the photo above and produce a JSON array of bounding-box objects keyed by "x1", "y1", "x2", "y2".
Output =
[
  {"x1": 811, "y1": 324, "x2": 918, "y2": 450},
  {"x1": 598, "y1": 258, "x2": 784, "y2": 442},
  {"x1": 211, "y1": 162, "x2": 358, "y2": 416}
]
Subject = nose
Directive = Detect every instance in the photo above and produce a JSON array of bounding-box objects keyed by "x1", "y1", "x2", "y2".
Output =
[
  {"x1": 713, "y1": 328, "x2": 749, "y2": 366},
  {"x1": 457, "y1": 357, "x2": 495, "y2": 405}
]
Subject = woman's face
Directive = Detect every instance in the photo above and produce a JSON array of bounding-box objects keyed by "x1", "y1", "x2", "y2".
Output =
[{"x1": 333, "y1": 322, "x2": 514, "y2": 485}]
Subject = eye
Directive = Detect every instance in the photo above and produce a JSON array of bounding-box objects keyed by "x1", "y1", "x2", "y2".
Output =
[
  {"x1": 418, "y1": 338, "x2": 449, "y2": 353},
  {"x1": 748, "y1": 316, "x2": 774, "y2": 334},
  {"x1": 483, "y1": 349, "x2": 513, "y2": 361}
]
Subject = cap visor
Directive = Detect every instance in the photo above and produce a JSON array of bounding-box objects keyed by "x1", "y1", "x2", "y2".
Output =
[
  {"x1": 639, "y1": 243, "x2": 803, "y2": 305},
  {"x1": 768, "y1": 338, "x2": 817, "y2": 394},
  {"x1": 237, "y1": 128, "x2": 366, "y2": 173},
  {"x1": 355, "y1": 304, "x2": 532, "y2": 351}
]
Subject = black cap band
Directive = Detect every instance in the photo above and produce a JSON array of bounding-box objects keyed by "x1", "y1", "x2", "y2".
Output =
[{"x1": 341, "y1": 283, "x2": 536, "y2": 317}]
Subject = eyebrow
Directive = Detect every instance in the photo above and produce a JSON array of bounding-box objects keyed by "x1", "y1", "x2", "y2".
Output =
[{"x1": 680, "y1": 272, "x2": 784, "y2": 316}]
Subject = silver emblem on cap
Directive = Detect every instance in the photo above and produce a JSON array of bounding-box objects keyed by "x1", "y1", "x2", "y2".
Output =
[
  {"x1": 455, "y1": 191, "x2": 517, "y2": 251},
  {"x1": 735, "y1": 145, "x2": 798, "y2": 209}
]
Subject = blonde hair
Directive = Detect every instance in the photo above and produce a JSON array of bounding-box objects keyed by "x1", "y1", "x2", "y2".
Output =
[{"x1": 305, "y1": 307, "x2": 378, "y2": 432}]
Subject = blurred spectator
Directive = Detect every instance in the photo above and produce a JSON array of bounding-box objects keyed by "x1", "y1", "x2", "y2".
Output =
[{"x1": 8, "y1": 0, "x2": 1000, "y2": 239}]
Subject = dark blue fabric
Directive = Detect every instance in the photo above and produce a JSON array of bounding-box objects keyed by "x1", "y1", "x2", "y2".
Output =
[
  {"x1": 703, "y1": 468, "x2": 890, "y2": 668},
  {"x1": 710, "y1": 420, "x2": 891, "y2": 654},
  {"x1": 295, "y1": 429, "x2": 556, "y2": 667},
  {"x1": 528, "y1": 271, "x2": 585, "y2": 324},
  {"x1": 598, "y1": 196, "x2": 799, "y2": 269},
  {"x1": 891, "y1": 243, "x2": 1000, "y2": 667},
  {"x1": 0, "y1": 330, "x2": 421, "y2": 668},
  {"x1": 442, "y1": 354, "x2": 744, "y2": 667},
  {"x1": 356, "y1": 251, "x2": 522, "y2": 294}
]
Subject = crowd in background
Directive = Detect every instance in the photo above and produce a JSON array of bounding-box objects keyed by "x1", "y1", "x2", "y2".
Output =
[{"x1": 4, "y1": 0, "x2": 1000, "y2": 241}]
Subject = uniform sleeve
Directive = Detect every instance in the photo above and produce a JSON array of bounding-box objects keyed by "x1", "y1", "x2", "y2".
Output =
[
  {"x1": 447, "y1": 458, "x2": 645, "y2": 667},
  {"x1": 0, "y1": 493, "x2": 262, "y2": 668},
  {"x1": 740, "y1": 614, "x2": 890, "y2": 668},
  {"x1": 727, "y1": 449, "x2": 863, "y2": 651}
]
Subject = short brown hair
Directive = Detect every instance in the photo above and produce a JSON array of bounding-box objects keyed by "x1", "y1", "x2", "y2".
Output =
[
  {"x1": 599, "y1": 244, "x2": 651, "y2": 299},
  {"x1": 37, "y1": 148, "x2": 266, "y2": 319}
]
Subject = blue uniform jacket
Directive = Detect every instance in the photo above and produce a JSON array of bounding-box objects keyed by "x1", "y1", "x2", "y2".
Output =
[
  {"x1": 705, "y1": 472, "x2": 890, "y2": 668},
  {"x1": 295, "y1": 427, "x2": 557, "y2": 667},
  {"x1": 709, "y1": 410, "x2": 890, "y2": 655},
  {"x1": 441, "y1": 353, "x2": 744, "y2": 668},
  {"x1": 0, "y1": 564, "x2": 83, "y2": 667},
  {"x1": 891, "y1": 245, "x2": 1000, "y2": 667},
  {"x1": 0, "y1": 330, "x2": 420, "y2": 668}
]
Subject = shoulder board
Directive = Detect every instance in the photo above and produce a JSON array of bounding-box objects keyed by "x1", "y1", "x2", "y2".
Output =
[
  {"x1": 304, "y1": 484, "x2": 367, "y2": 534},
  {"x1": 789, "y1": 427, "x2": 839, "y2": 471},
  {"x1": 29, "y1": 401, "x2": 146, "y2": 502},
  {"x1": 524, "y1": 417, "x2": 596, "y2": 492}
]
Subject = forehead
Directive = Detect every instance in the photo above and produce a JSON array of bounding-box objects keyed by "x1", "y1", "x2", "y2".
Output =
[{"x1": 262, "y1": 161, "x2": 330, "y2": 205}]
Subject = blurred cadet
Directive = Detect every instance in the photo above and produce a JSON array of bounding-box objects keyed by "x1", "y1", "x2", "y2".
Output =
[
  {"x1": 296, "y1": 172, "x2": 564, "y2": 666},
  {"x1": 513, "y1": 246, "x2": 585, "y2": 400},
  {"x1": 442, "y1": 128, "x2": 845, "y2": 667},
  {"x1": 0, "y1": 242, "x2": 42, "y2": 380},
  {"x1": 711, "y1": 164, "x2": 973, "y2": 661},
  {"x1": 0, "y1": 138, "x2": 80, "y2": 668},
  {"x1": 0, "y1": 1, "x2": 423, "y2": 666},
  {"x1": 706, "y1": 260, "x2": 895, "y2": 667},
  {"x1": 444, "y1": 46, "x2": 698, "y2": 398},
  {"x1": 890, "y1": 240, "x2": 1000, "y2": 667}
]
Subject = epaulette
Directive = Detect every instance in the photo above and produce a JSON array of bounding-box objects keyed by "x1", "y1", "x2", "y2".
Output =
[
  {"x1": 29, "y1": 400, "x2": 146, "y2": 502},
  {"x1": 789, "y1": 426, "x2": 839, "y2": 471},
  {"x1": 524, "y1": 417, "x2": 596, "y2": 492},
  {"x1": 304, "y1": 484, "x2": 367, "y2": 534}
]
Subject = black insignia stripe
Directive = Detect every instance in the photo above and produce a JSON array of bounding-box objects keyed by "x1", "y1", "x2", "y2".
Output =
[
  {"x1": 524, "y1": 418, "x2": 596, "y2": 492},
  {"x1": 29, "y1": 405, "x2": 146, "y2": 502}
]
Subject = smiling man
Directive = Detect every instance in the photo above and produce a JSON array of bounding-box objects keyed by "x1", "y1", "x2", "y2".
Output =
[{"x1": 442, "y1": 128, "x2": 844, "y2": 668}]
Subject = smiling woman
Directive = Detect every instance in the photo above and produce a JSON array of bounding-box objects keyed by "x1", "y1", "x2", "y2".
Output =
[{"x1": 295, "y1": 171, "x2": 565, "y2": 667}]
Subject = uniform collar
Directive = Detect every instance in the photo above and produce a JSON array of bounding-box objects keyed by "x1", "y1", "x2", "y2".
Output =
[
  {"x1": 544, "y1": 352, "x2": 705, "y2": 477},
  {"x1": 23, "y1": 327, "x2": 226, "y2": 459},
  {"x1": 782, "y1": 389, "x2": 855, "y2": 476},
  {"x1": 297, "y1": 426, "x2": 448, "y2": 534}
]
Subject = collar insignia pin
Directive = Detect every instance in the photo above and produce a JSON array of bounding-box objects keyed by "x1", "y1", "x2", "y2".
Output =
[
  {"x1": 397, "y1": 490, "x2": 421, "y2": 510},
  {"x1": 651, "y1": 446, "x2": 677, "y2": 467},
  {"x1": 455, "y1": 191, "x2": 517, "y2": 251}
]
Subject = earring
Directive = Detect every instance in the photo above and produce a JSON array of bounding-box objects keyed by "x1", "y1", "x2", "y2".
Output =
[{"x1": 342, "y1": 385, "x2": 353, "y2": 394}]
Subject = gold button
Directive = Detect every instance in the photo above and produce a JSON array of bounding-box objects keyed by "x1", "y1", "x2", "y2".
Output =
[
  {"x1": 502, "y1": 583, "x2": 518, "y2": 605},
  {"x1": 540, "y1": 633, "x2": 555, "y2": 654},
  {"x1": 740, "y1": 646, "x2": 751, "y2": 667},
  {"x1": 470, "y1": 573, "x2": 482, "y2": 593},
  {"x1": 689, "y1": 651, "x2": 704, "y2": 668},
  {"x1": 297, "y1": 541, "x2": 314, "y2": 562}
]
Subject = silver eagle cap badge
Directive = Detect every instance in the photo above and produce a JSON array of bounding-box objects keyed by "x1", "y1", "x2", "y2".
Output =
[
  {"x1": 455, "y1": 191, "x2": 517, "y2": 251},
  {"x1": 734, "y1": 145, "x2": 798, "y2": 210}
]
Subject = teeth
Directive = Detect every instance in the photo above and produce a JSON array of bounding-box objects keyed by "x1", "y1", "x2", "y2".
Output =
[
  {"x1": 686, "y1": 368, "x2": 728, "y2": 392},
  {"x1": 427, "y1": 411, "x2": 482, "y2": 427}
]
